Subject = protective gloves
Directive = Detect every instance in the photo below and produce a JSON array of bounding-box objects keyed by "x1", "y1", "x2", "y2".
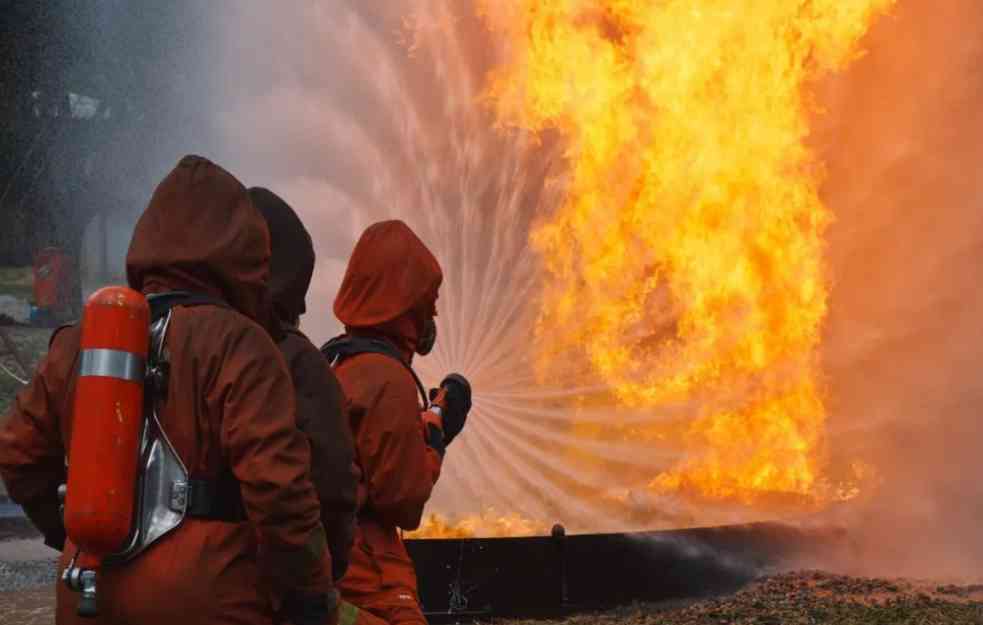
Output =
[{"x1": 427, "y1": 373, "x2": 472, "y2": 447}]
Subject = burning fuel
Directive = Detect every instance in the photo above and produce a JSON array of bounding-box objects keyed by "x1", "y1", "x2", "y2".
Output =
[
  {"x1": 474, "y1": 0, "x2": 894, "y2": 507},
  {"x1": 207, "y1": 1, "x2": 967, "y2": 545},
  {"x1": 407, "y1": 510, "x2": 550, "y2": 539}
]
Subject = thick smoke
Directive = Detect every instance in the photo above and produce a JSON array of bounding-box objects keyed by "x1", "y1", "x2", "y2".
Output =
[{"x1": 815, "y1": 0, "x2": 983, "y2": 578}]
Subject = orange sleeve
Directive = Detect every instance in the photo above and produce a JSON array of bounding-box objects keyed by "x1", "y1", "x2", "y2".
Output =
[
  {"x1": 0, "y1": 326, "x2": 78, "y2": 549},
  {"x1": 213, "y1": 321, "x2": 330, "y2": 594},
  {"x1": 336, "y1": 354, "x2": 441, "y2": 531}
]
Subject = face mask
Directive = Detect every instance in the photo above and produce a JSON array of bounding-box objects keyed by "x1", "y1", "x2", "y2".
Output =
[{"x1": 416, "y1": 317, "x2": 437, "y2": 355}]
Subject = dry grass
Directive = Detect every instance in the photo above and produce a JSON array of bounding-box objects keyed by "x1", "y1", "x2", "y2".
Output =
[{"x1": 0, "y1": 327, "x2": 50, "y2": 418}]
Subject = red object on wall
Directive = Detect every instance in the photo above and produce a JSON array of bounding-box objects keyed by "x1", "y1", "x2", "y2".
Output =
[{"x1": 33, "y1": 247, "x2": 70, "y2": 309}]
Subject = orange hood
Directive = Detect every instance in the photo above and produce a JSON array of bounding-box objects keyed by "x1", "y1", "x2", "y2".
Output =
[
  {"x1": 334, "y1": 220, "x2": 442, "y2": 351},
  {"x1": 126, "y1": 155, "x2": 276, "y2": 333}
]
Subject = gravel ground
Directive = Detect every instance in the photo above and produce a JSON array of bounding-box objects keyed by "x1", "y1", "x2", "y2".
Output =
[
  {"x1": 495, "y1": 571, "x2": 983, "y2": 625},
  {"x1": 0, "y1": 587, "x2": 56, "y2": 625},
  {"x1": 0, "y1": 523, "x2": 59, "y2": 595},
  {"x1": 2, "y1": 568, "x2": 982, "y2": 624},
  {"x1": 0, "y1": 554, "x2": 58, "y2": 592},
  {"x1": 0, "y1": 532, "x2": 59, "y2": 625}
]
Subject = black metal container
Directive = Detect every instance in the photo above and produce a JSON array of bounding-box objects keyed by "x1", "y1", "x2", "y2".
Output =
[{"x1": 406, "y1": 521, "x2": 843, "y2": 622}]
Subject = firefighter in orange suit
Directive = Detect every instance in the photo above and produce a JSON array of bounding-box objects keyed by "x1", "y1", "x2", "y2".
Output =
[
  {"x1": 0, "y1": 155, "x2": 337, "y2": 625},
  {"x1": 324, "y1": 220, "x2": 472, "y2": 625}
]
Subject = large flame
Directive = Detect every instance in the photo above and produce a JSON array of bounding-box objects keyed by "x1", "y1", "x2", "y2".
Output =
[{"x1": 472, "y1": 0, "x2": 894, "y2": 505}]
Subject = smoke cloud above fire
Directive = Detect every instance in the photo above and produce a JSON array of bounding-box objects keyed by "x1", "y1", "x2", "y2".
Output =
[{"x1": 64, "y1": 0, "x2": 983, "y2": 578}]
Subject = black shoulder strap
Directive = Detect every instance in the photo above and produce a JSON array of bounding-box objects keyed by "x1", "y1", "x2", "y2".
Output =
[
  {"x1": 147, "y1": 291, "x2": 229, "y2": 324},
  {"x1": 138, "y1": 291, "x2": 246, "y2": 522},
  {"x1": 49, "y1": 292, "x2": 227, "y2": 348},
  {"x1": 143, "y1": 292, "x2": 230, "y2": 398},
  {"x1": 48, "y1": 323, "x2": 75, "y2": 349},
  {"x1": 321, "y1": 335, "x2": 429, "y2": 409}
]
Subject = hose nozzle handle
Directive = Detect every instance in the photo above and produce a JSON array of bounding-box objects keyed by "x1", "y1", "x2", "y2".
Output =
[
  {"x1": 440, "y1": 373, "x2": 471, "y2": 408},
  {"x1": 433, "y1": 373, "x2": 471, "y2": 448}
]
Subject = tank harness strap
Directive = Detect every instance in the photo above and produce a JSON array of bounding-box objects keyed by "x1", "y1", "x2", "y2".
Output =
[
  {"x1": 147, "y1": 291, "x2": 229, "y2": 323},
  {"x1": 319, "y1": 335, "x2": 429, "y2": 410},
  {"x1": 184, "y1": 476, "x2": 246, "y2": 521},
  {"x1": 146, "y1": 291, "x2": 245, "y2": 523},
  {"x1": 48, "y1": 323, "x2": 75, "y2": 349}
]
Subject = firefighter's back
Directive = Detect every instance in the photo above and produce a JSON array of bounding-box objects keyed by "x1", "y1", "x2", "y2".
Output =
[
  {"x1": 55, "y1": 302, "x2": 301, "y2": 624},
  {"x1": 2, "y1": 155, "x2": 333, "y2": 625}
]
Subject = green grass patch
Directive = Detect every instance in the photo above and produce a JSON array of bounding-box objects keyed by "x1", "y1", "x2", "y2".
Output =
[
  {"x1": 0, "y1": 284, "x2": 34, "y2": 301},
  {"x1": 0, "y1": 328, "x2": 50, "y2": 421},
  {"x1": 0, "y1": 266, "x2": 33, "y2": 302},
  {"x1": 0, "y1": 266, "x2": 32, "y2": 287},
  {"x1": 0, "y1": 371, "x2": 23, "y2": 420}
]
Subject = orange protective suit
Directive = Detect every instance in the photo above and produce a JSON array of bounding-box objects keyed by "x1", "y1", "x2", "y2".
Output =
[
  {"x1": 0, "y1": 156, "x2": 332, "y2": 624},
  {"x1": 332, "y1": 220, "x2": 444, "y2": 625}
]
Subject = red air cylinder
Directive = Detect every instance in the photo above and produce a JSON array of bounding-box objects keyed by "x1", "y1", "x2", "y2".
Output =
[{"x1": 64, "y1": 286, "x2": 149, "y2": 557}]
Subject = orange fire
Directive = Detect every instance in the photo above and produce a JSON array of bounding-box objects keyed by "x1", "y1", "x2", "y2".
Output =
[
  {"x1": 472, "y1": 1, "x2": 894, "y2": 506},
  {"x1": 407, "y1": 511, "x2": 550, "y2": 539}
]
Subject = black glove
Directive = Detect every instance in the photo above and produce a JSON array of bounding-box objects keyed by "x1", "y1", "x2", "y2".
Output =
[
  {"x1": 428, "y1": 373, "x2": 471, "y2": 447},
  {"x1": 281, "y1": 591, "x2": 338, "y2": 625}
]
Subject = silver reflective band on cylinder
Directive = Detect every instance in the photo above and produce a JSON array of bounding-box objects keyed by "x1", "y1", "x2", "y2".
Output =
[{"x1": 79, "y1": 349, "x2": 145, "y2": 382}]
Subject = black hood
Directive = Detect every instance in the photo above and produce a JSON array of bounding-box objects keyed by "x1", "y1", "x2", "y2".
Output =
[{"x1": 248, "y1": 186, "x2": 315, "y2": 325}]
